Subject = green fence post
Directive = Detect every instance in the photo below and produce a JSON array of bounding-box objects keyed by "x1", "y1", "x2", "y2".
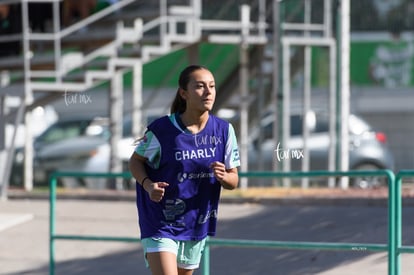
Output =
[
  {"x1": 49, "y1": 175, "x2": 57, "y2": 275},
  {"x1": 201, "y1": 237, "x2": 210, "y2": 275},
  {"x1": 386, "y1": 170, "x2": 396, "y2": 275},
  {"x1": 46, "y1": 170, "x2": 400, "y2": 275},
  {"x1": 394, "y1": 173, "x2": 403, "y2": 275}
]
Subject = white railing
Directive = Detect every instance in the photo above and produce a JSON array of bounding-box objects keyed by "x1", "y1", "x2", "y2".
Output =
[{"x1": 0, "y1": 0, "x2": 268, "y2": 195}]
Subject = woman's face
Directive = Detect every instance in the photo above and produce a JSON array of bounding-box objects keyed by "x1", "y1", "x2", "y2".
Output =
[{"x1": 180, "y1": 69, "x2": 216, "y2": 113}]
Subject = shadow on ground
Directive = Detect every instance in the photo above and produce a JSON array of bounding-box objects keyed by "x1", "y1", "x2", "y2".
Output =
[{"x1": 7, "y1": 203, "x2": 414, "y2": 275}]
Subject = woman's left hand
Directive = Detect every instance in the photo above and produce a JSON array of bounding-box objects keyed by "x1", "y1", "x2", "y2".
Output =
[
  {"x1": 210, "y1": 161, "x2": 239, "y2": 190},
  {"x1": 210, "y1": 161, "x2": 226, "y2": 182}
]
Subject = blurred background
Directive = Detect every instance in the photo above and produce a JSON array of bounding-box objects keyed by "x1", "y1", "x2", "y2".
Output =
[{"x1": 0, "y1": 0, "x2": 412, "y2": 196}]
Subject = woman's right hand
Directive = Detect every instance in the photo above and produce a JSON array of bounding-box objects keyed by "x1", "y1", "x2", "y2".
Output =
[{"x1": 143, "y1": 181, "x2": 169, "y2": 202}]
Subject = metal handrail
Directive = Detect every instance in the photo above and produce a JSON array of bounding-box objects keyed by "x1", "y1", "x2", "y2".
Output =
[
  {"x1": 203, "y1": 170, "x2": 396, "y2": 275},
  {"x1": 48, "y1": 171, "x2": 133, "y2": 275},
  {"x1": 394, "y1": 170, "x2": 414, "y2": 275},
  {"x1": 60, "y1": 0, "x2": 136, "y2": 39},
  {"x1": 48, "y1": 169, "x2": 397, "y2": 275},
  {"x1": 0, "y1": 0, "x2": 135, "y2": 44}
]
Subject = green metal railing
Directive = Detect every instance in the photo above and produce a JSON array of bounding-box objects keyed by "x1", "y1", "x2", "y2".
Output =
[
  {"x1": 48, "y1": 171, "x2": 135, "y2": 275},
  {"x1": 203, "y1": 170, "x2": 396, "y2": 275},
  {"x1": 394, "y1": 170, "x2": 414, "y2": 275},
  {"x1": 49, "y1": 170, "x2": 400, "y2": 275}
]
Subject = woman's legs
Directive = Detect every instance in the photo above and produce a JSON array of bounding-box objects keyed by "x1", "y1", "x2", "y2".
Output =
[
  {"x1": 142, "y1": 238, "x2": 204, "y2": 275},
  {"x1": 147, "y1": 252, "x2": 194, "y2": 275},
  {"x1": 147, "y1": 251, "x2": 177, "y2": 275},
  {"x1": 178, "y1": 267, "x2": 194, "y2": 275},
  {"x1": 147, "y1": 251, "x2": 194, "y2": 275}
]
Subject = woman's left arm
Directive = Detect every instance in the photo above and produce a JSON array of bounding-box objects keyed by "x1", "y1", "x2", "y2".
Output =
[{"x1": 210, "y1": 161, "x2": 239, "y2": 190}]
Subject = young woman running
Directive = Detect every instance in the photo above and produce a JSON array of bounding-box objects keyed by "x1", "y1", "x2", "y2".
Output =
[{"x1": 129, "y1": 65, "x2": 240, "y2": 275}]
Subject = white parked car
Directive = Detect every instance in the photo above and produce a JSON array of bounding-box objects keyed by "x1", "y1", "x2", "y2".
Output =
[
  {"x1": 248, "y1": 111, "x2": 395, "y2": 188},
  {"x1": 34, "y1": 135, "x2": 135, "y2": 189},
  {"x1": 19, "y1": 116, "x2": 137, "y2": 189}
]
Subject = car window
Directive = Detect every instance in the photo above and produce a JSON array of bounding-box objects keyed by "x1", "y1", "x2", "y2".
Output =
[
  {"x1": 314, "y1": 116, "x2": 329, "y2": 133},
  {"x1": 123, "y1": 118, "x2": 132, "y2": 137},
  {"x1": 261, "y1": 114, "x2": 311, "y2": 138},
  {"x1": 37, "y1": 121, "x2": 88, "y2": 144},
  {"x1": 255, "y1": 112, "x2": 373, "y2": 144},
  {"x1": 290, "y1": 115, "x2": 303, "y2": 136}
]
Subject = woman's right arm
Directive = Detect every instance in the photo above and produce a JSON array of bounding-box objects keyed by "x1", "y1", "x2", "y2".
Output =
[
  {"x1": 128, "y1": 152, "x2": 149, "y2": 185},
  {"x1": 129, "y1": 152, "x2": 168, "y2": 202}
]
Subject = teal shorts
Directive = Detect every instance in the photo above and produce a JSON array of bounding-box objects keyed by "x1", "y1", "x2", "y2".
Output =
[{"x1": 141, "y1": 237, "x2": 207, "y2": 270}]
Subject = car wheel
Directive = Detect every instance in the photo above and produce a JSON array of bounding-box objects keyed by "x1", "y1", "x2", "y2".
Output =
[{"x1": 351, "y1": 163, "x2": 386, "y2": 189}]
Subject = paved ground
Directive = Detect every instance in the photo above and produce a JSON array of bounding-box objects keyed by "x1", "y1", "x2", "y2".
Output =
[{"x1": 1, "y1": 189, "x2": 414, "y2": 275}]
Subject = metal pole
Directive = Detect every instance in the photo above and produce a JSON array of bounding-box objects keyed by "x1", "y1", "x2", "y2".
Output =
[
  {"x1": 258, "y1": 0, "x2": 266, "y2": 37},
  {"x1": 257, "y1": 45, "x2": 265, "y2": 171},
  {"x1": 52, "y1": 0, "x2": 62, "y2": 81},
  {"x1": 302, "y1": 46, "x2": 311, "y2": 189},
  {"x1": 22, "y1": 0, "x2": 33, "y2": 191},
  {"x1": 110, "y1": 71, "x2": 123, "y2": 189},
  {"x1": 257, "y1": 0, "x2": 266, "y2": 172},
  {"x1": 327, "y1": 0, "x2": 336, "y2": 188},
  {"x1": 239, "y1": 5, "x2": 250, "y2": 189},
  {"x1": 201, "y1": 238, "x2": 210, "y2": 275},
  {"x1": 324, "y1": 0, "x2": 332, "y2": 37},
  {"x1": 328, "y1": 40, "x2": 337, "y2": 188},
  {"x1": 301, "y1": 0, "x2": 311, "y2": 188},
  {"x1": 0, "y1": 103, "x2": 25, "y2": 200},
  {"x1": 132, "y1": 61, "x2": 143, "y2": 138},
  {"x1": 0, "y1": 96, "x2": 6, "y2": 199},
  {"x1": 49, "y1": 176, "x2": 57, "y2": 275},
  {"x1": 393, "y1": 175, "x2": 401, "y2": 275},
  {"x1": 160, "y1": 0, "x2": 167, "y2": 43},
  {"x1": 339, "y1": 0, "x2": 350, "y2": 189},
  {"x1": 282, "y1": 40, "x2": 291, "y2": 187},
  {"x1": 272, "y1": 0, "x2": 281, "y2": 186},
  {"x1": 0, "y1": 97, "x2": 5, "y2": 149}
]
